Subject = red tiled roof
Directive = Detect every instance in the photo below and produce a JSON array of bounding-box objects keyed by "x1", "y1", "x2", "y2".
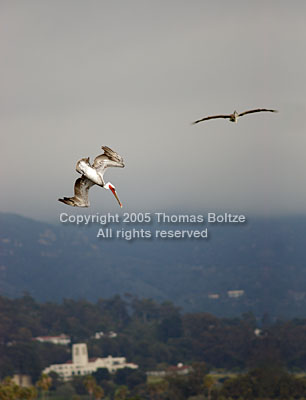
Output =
[
  {"x1": 65, "y1": 358, "x2": 98, "y2": 364},
  {"x1": 35, "y1": 335, "x2": 69, "y2": 340}
]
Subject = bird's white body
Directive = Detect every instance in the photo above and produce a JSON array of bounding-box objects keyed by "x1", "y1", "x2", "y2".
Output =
[
  {"x1": 78, "y1": 161, "x2": 103, "y2": 186},
  {"x1": 229, "y1": 111, "x2": 239, "y2": 123}
]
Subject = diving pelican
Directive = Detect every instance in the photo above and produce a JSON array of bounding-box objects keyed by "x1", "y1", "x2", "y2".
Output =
[
  {"x1": 192, "y1": 108, "x2": 278, "y2": 125},
  {"x1": 59, "y1": 146, "x2": 124, "y2": 208}
]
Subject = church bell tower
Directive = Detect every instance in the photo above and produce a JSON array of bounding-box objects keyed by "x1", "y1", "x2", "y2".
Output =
[{"x1": 72, "y1": 343, "x2": 88, "y2": 365}]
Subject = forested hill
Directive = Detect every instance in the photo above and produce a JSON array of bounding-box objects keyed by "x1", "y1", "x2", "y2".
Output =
[
  {"x1": 3, "y1": 295, "x2": 306, "y2": 398},
  {"x1": 2, "y1": 295, "x2": 306, "y2": 380},
  {"x1": 1, "y1": 212, "x2": 306, "y2": 318}
]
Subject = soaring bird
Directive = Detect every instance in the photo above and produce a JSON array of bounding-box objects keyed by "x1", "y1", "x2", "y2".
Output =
[
  {"x1": 192, "y1": 108, "x2": 278, "y2": 125},
  {"x1": 59, "y1": 146, "x2": 124, "y2": 208}
]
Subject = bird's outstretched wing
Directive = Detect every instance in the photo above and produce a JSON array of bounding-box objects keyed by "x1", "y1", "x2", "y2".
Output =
[
  {"x1": 93, "y1": 146, "x2": 125, "y2": 175},
  {"x1": 58, "y1": 176, "x2": 95, "y2": 207},
  {"x1": 192, "y1": 114, "x2": 231, "y2": 124},
  {"x1": 102, "y1": 146, "x2": 124, "y2": 163},
  {"x1": 238, "y1": 109, "x2": 278, "y2": 117}
]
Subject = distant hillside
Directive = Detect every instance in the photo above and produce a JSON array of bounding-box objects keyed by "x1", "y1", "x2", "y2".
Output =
[{"x1": 1, "y1": 212, "x2": 306, "y2": 318}]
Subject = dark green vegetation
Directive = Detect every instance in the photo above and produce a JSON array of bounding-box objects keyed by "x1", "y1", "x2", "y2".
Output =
[
  {"x1": 2, "y1": 295, "x2": 306, "y2": 378},
  {"x1": 220, "y1": 366, "x2": 306, "y2": 399},
  {"x1": 1, "y1": 212, "x2": 306, "y2": 318},
  {"x1": 2, "y1": 296, "x2": 306, "y2": 398},
  {"x1": 3, "y1": 366, "x2": 306, "y2": 399}
]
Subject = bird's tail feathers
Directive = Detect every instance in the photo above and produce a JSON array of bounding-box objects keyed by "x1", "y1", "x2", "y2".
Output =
[
  {"x1": 58, "y1": 197, "x2": 86, "y2": 207},
  {"x1": 58, "y1": 197, "x2": 75, "y2": 206}
]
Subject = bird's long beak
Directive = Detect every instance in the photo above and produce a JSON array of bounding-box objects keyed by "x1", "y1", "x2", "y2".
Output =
[{"x1": 109, "y1": 186, "x2": 122, "y2": 208}]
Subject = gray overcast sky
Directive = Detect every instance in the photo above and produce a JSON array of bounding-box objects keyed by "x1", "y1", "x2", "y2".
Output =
[{"x1": 1, "y1": 0, "x2": 306, "y2": 221}]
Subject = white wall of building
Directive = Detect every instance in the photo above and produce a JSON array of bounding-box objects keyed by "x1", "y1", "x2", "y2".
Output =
[{"x1": 43, "y1": 343, "x2": 138, "y2": 380}]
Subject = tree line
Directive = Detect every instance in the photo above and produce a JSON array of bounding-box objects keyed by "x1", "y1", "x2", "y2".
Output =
[{"x1": 2, "y1": 294, "x2": 306, "y2": 398}]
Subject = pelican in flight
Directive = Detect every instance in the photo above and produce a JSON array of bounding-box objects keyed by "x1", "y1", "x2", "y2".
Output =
[
  {"x1": 192, "y1": 108, "x2": 278, "y2": 125},
  {"x1": 59, "y1": 146, "x2": 124, "y2": 208}
]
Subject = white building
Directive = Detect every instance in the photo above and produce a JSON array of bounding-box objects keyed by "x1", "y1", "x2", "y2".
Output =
[
  {"x1": 147, "y1": 363, "x2": 192, "y2": 378},
  {"x1": 227, "y1": 290, "x2": 245, "y2": 298},
  {"x1": 254, "y1": 328, "x2": 262, "y2": 336},
  {"x1": 93, "y1": 331, "x2": 105, "y2": 339},
  {"x1": 34, "y1": 334, "x2": 71, "y2": 345},
  {"x1": 43, "y1": 343, "x2": 138, "y2": 380},
  {"x1": 208, "y1": 293, "x2": 220, "y2": 299},
  {"x1": 93, "y1": 331, "x2": 118, "y2": 339}
]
